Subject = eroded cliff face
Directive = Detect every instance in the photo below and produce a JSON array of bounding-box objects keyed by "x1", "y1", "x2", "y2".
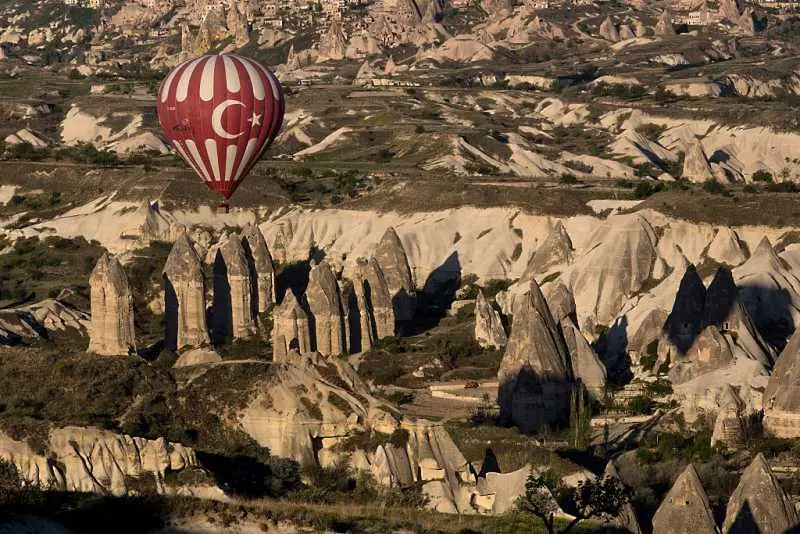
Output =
[{"x1": 0, "y1": 427, "x2": 197, "y2": 496}]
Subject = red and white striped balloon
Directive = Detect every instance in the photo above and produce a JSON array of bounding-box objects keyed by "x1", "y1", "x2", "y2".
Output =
[{"x1": 157, "y1": 54, "x2": 285, "y2": 200}]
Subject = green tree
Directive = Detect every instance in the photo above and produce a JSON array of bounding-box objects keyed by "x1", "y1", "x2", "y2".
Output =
[
  {"x1": 569, "y1": 382, "x2": 591, "y2": 449},
  {"x1": 518, "y1": 474, "x2": 632, "y2": 534}
]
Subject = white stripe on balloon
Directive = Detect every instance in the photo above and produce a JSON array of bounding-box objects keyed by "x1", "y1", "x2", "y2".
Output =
[
  {"x1": 225, "y1": 145, "x2": 238, "y2": 182},
  {"x1": 199, "y1": 55, "x2": 217, "y2": 102},
  {"x1": 222, "y1": 55, "x2": 241, "y2": 94},
  {"x1": 160, "y1": 58, "x2": 188, "y2": 103},
  {"x1": 176, "y1": 57, "x2": 205, "y2": 103},
  {"x1": 185, "y1": 139, "x2": 213, "y2": 182},
  {"x1": 232, "y1": 138, "x2": 259, "y2": 183},
  {"x1": 173, "y1": 141, "x2": 207, "y2": 182},
  {"x1": 237, "y1": 56, "x2": 265, "y2": 101},
  {"x1": 205, "y1": 139, "x2": 221, "y2": 182}
]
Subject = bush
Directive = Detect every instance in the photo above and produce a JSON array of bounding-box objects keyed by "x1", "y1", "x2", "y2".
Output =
[
  {"x1": 752, "y1": 169, "x2": 774, "y2": 183},
  {"x1": 633, "y1": 181, "x2": 664, "y2": 199},
  {"x1": 703, "y1": 179, "x2": 729, "y2": 195},
  {"x1": 560, "y1": 173, "x2": 579, "y2": 184},
  {"x1": 627, "y1": 395, "x2": 656, "y2": 415},
  {"x1": 0, "y1": 458, "x2": 21, "y2": 504}
]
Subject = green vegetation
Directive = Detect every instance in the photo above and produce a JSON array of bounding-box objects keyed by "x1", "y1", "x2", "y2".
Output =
[{"x1": 752, "y1": 169, "x2": 774, "y2": 183}]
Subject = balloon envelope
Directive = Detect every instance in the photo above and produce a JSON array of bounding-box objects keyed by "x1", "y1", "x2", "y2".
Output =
[{"x1": 157, "y1": 54, "x2": 284, "y2": 200}]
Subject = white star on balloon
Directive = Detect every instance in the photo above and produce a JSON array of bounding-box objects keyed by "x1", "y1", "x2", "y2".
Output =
[{"x1": 248, "y1": 112, "x2": 262, "y2": 127}]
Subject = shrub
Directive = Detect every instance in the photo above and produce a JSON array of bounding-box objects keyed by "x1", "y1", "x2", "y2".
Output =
[
  {"x1": 0, "y1": 458, "x2": 21, "y2": 504},
  {"x1": 627, "y1": 395, "x2": 656, "y2": 415},
  {"x1": 633, "y1": 181, "x2": 664, "y2": 199},
  {"x1": 703, "y1": 179, "x2": 729, "y2": 195},
  {"x1": 752, "y1": 169, "x2": 774, "y2": 183},
  {"x1": 560, "y1": 173, "x2": 579, "y2": 184}
]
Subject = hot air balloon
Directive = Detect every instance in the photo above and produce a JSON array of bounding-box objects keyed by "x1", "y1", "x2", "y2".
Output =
[{"x1": 157, "y1": 53, "x2": 284, "y2": 202}]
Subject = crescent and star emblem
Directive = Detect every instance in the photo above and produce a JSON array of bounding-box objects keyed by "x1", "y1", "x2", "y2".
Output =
[{"x1": 211, "y1": 100, "x2": 264, "y2": 140}]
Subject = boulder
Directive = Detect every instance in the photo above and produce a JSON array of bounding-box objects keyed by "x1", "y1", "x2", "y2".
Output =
[
  {"x1": 88, "y1": 253, "x2": 135, "y2": 356},
  {"x1": 722, "y1": 453, "x2": 798, "y2": 534},
  {"x1": 669, "y1": 325, "x2": 734, "y2": 385},
  {"x1": 651, "y1": 464, "x2": 718, "y2": 534},
  {"x1": 475, "y1": 290, "x2": 507, "y2": 349},
  {"x1": 272, "y1": 290, "x2": 312, "y2": 361},
  {"x1": 498, "y1": 279, "x2": 572, "y2": 433},
  {"x1": 164, "y1": 232, "x2": 210, "y2": 351},
  {"x1": 374, "y1": 227, "x2": 416, "y2": 324},
  {"x1": 173, "y1": 348, "x2": 222, "y2": 368},
  {"x1": 306, "y1": 261, "x2": 346, "y2": 356}
]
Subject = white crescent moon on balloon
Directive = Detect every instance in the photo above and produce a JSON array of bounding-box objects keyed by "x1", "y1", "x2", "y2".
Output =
[{"x1": 211, "y1": 100, "x2": 246, "y2": 140}]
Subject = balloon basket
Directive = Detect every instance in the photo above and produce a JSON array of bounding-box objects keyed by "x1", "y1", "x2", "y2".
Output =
[{"x1": 216, "y1": 202, "x2": 230, "y2": 214}]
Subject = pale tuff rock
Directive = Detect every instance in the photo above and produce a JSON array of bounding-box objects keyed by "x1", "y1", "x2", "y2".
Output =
[
  {"x1": 374, "y1": 227, "x2": 417, "y2": 324},
  {"x1": 481, "y1": 0, "x2": 513, "y2": 19},
  {"x1": 88, "y1": 253, "x2": 135, "y2": 356},
  {"x1": 521, "y1": 220, "x2": 573, "y2": 280},
  {"x1": 211, "y1": 236, "x2": 256, "y2": 343},
  {"x1": 318, "y1": 22, "x2": 347, "y2": 62},
  {"x1": 682, "y1": 138, "x2": 713, "y2": 182},
  {"x1": 707, "y1": 227, "x2": 746, "y2": 267},
  {"x1": 306, "y1": 261, "x2": 346, "y2": 356},
  {"x1": 654, "y1": 10, "x2": 677, "y2": 36},
  {"x1": 359, "y1": 257, "x2": 395, "y2": 340},
  {"x1": 498, "y1": 279, "x2": 572, "y2": 433},
  {"x1": 173, "y1": 347, "x2": 222, "y2": 367},
  {"x1": 602, "y1": 461, "x2": 643, "y2": 534},
  {"x1": 0, "y1": 427, "x2": 197, "y2": 497},
  {"x1": 599, "y1": 17, "x2": 620, "y2": 42},
  {"x1": 242, "y1": 223, "x2": 276, "y2": 314},
  {"x1": 618, "y1": 24, "x2": 636, "y2": 41},
  {"x1": 561, "y1": 320, "x2": 606, "y2": 399},
  {"x1": 711, "y1": 385, "x2": 745, "y2": 449},
  {"x1": 722, "y1": 453, "x2": 798, "y2": 534},
  {"x1": 163, "y1": 232, "x2": 210, "y2": 351},
  {"x1": 565, "y1": 213, "x2": 660, "y2": 330},
  {"x1": 764, "y1": 328, "x2": 800, "y2": 437},
  {"x1": 225, "y1": 4, "x2": 250, "y2": 48},
  {"x1": 664, "y1": 265, "x2": 707, "y2": 354},
  {"x1": 737, "y1": 9, "x2": 755, "y2": 36},
  {"x1": 651, "y1": 464, "x2": 718, "y2": 534},
  {"x1": 544, "y1": 282, "x2": 577, "y2": 325},
  {"x1": 719, "y1": 0, "x2": 741, "y2": 23},
  {"x1": 272, "y1": 291, "x2": 312, "y2": 361},
  {"x1": 342, "y1": 280, "x2": 372, "y2": 353},
  {"x1": 474, "y1": 290, "x2": 507, "y2": 349},
  {"x1": 633, "y1": 19, "x2": 647, "y2": 37}
]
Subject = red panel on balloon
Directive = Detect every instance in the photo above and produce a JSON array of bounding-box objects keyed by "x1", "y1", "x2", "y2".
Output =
[{"x1": 157, "y1": 54, "x2": 285, "y2": 200}]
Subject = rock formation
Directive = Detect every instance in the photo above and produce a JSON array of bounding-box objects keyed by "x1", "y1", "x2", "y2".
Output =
[
  {"x1": 163, "y1": 232, "x2": 210, "y2": 351},
  {"x1": 522, "y1": 220, "x2": 573, "y2": 279},
  {"x1": 682, "y1": 138, "x2": 713, "y2": 182},
  {"x1": 498, "y1": 279, "x2": 572, "y2": 433},
  {"x1": 561, "y1": 320, "x2": 606, "y2": 400},
  {"x1": 618, "y1": 24, "x2": 635, "y2": 40},
  {"x1": 599, "y1": 17, "x2": 620, "y2": 42},
  {"x1": 711, "y1": 385, "x2": 744, "y2": 449},
  {"x1": 764, "y1": 327, "x2": 800, "y2": 437},
  {"x1": 272, "y1": 291, "x2": 312, "y2": 360},
  {"x1": 211, "y1": 235, "x2": 256, "y2": 343},
  {"x1": 737, "y1": 8, "x2": 755, "y2": 35},
  {"x1": 603, "y1": 461, "x2": 642, "y2": 534},
  {"x1": 359, "y1": 257, "x2": 395, "y2": 340},
  {"x1": 654, "y1": 10, "x2": 676, "y2": 36},
  {"x1": 88, "y1": 253, "x2": 136, "y2": 356},
  {"x1": 374, "y1": 227, "x2": 416, "y2": 325},
  {"x1": 664, "y1": 265, "x2": 707, "y2": 353},
  {"x1": 719, "y1": 0, "x2": 741, "y2": 23},
  {"x1": 475, "y1": 290, "x2": 507, "y2": 349},
  {"x1": 651, "y1": 464, "x2": 717, "y2": 534},
  {"x1": 226, "y1": 4, "x2": 250, "y2": 48},
  {"x1": 318, "y1": 22, "x2": 347, "y2": 62},
  {"x1": 481, "y1": 0, "x2": 513, "y2": 19},
  {"x1": 722, "y1": 453, "x2": 798, "y2": 534},
  {"x1": 306, "y1": 261, "x2": 346, "y2": 356},
  {"x1": 342, "y1": 279, "x2": 371, "y2": 353},
  {"x1": 241, "y1": 224, "x2": 276, "y2": 315}
]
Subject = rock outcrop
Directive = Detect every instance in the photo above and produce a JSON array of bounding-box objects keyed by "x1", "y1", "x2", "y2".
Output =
[
  {"x1": 664, "y1": 265, "x2": 707, "y2": 354},
  {"x1": 682, "y1": 138, "x2": 713, "y2": 182},
  {"x1": 722, "y1": 453, "x2": 798, "y2": 534},
  {"x1": 599, "y1": 17, "x2": 620, "y2": 42},
  {"x1": 164, "y1": 233, "x2": 210, "y2": 351},
  {"x1": 603, "y1": 461, "x2": 642, "y2": 534},
  {"x1": 475, "y1": 290, "x2": 507, "y2": 349},
  {"x1": 654, "y1": 10, "x2": 676, "y2": 36},
  {"x1": 272, "y1": 291, "x2": 312, "y2": 360},
  {"x1": 498, "y1": 279, "x2": 572, "y2": 433},
  {"x1": 651, "y1": 464, "x2": 718, "y2": 534},
  {"x1": 88, "y1": 253, "x2": 135, "y2": 356},
  {"x1": 306, "y1": 261, "x2": 346, "y2": 356},
  {"x1": 764, "y1": 327, "x2": 800, "y2": 437},
  {"x1": 374, "y1": 227, "x2": 417, "y2": 325},
  {"x1": 711, "y1": 385, "x2": 745, "y2": 449},
  {"x1": 211, "y1": 236, "x2": 256, "y2": 343},
  {"x1": 719, "y1": 0, "x2": 741, "y2": 23},
  {"x1": 0, "y1": 427, "x2": 197, "y2": 497},
  {"x1": 358, "y1": 257, "x2": 395, "y2": 340},
  {"x1": 242, "y1": 224, "x2": 276, "y2": 315},
  {"x1": 522, "y1": 220, "x2": 573, "y2": 279},
  {"x1": 561, "y1": 320, "x2": 606, "y2": 399}
]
